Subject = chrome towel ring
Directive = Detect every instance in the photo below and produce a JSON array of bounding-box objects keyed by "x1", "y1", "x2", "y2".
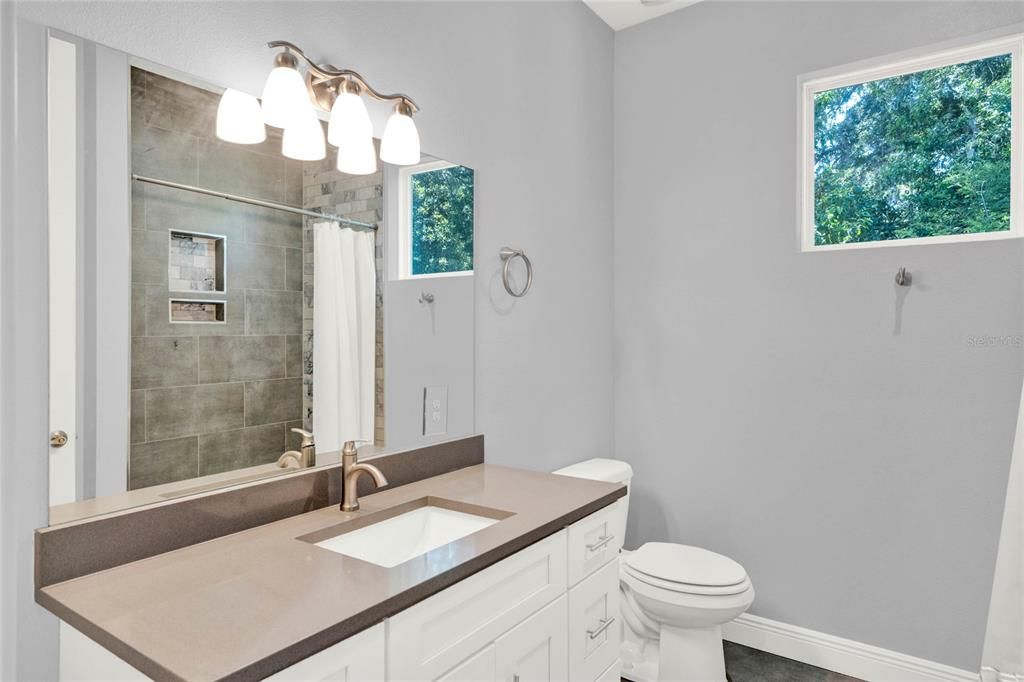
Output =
[{"x1": 500, "y1": 247, "x2": 533, "y2": 298}]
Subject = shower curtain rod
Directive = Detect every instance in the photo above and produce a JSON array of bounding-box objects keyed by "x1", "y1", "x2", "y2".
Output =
[{"x1": 131, "y1": 174, "x2": 377, "y2": 230}]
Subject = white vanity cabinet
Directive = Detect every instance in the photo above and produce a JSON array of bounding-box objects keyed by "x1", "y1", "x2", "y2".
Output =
[
  {"x1": 267, "y1": 622, "x2": 386, "y2": 681},
  {"x1": 387, "y1": 530, "x2": 567, "y2": 681},
  {"x1": 567, "y1": 559, "x2": 620, "y2": 682},
  {"x1": 389, "y1": 506, "x2": 622, "y2": 682},
  {"x1": 59, "y1": 622, "x2": 387, "y2": 682},
  {"x1": 494, "y1": 595, "x2": 569, "y2": 682},
  {"x1": 59, "y1": 504, "x2": 623, "y2": 682}
]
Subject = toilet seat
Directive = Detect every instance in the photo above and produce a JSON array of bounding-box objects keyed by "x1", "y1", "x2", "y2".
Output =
[{"x1": 623, "y1": 543, "x2": 750, "y2": 596}]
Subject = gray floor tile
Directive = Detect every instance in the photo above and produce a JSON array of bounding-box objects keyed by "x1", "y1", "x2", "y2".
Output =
[{"x1": 723, "y1": 642, "x2": 864, "y2": 682}]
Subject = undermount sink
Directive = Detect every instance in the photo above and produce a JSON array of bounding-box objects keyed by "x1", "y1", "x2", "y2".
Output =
[{"x1": 309, "y1": 497, "x2": 512, "y2": 568}]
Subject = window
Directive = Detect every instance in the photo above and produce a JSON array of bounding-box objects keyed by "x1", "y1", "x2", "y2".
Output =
[
  {"x1": 397, "y1": 160, "x2": 474, "y2": 277},
  {"x1": 799, "y1": 36, "x2": 1023, "y2": 250}
]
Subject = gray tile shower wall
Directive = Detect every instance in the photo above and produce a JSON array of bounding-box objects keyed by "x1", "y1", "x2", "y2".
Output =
[{"x1": 130, "y1": 68, "x2": 305, "y2": 489}]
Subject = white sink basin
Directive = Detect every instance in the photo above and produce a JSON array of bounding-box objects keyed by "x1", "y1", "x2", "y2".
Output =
[{"x1": 315, "y1": 504, "x2": 501, "y2": 568}]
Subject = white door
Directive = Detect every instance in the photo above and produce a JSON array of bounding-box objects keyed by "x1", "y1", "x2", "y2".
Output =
[
  {"x1": 47, "y1": 34, "x2": 78, "y2": 507},
  {"x1": 495, "y1": 595, "x2": 569, "y2": 682}
]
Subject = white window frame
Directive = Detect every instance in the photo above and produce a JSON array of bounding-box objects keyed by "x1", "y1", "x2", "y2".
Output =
[
  {"x1": 798, "y1": 34, "x2": 1024, "y2": 252},
  {"x1": 396, "y1": 159, "x2": 474, "y2": 280}
]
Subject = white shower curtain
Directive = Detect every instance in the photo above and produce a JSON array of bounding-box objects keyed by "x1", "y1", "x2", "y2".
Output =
[
  {"x1": 981, "y1": 383, "x2": 1024, "y2": 682},
  {"x1": 312, "y1": 221, "x2": 376, "y2": 454}
]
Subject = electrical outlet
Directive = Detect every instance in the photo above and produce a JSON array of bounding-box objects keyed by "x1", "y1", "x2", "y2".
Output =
[{"x1": 423, "y1": 386, "x2": 448, "y2": 436}]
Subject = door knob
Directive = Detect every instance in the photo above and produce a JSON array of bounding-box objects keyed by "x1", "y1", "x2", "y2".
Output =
[{"x1": 50, "y1": 430, "x2": 68, "y2": 448}]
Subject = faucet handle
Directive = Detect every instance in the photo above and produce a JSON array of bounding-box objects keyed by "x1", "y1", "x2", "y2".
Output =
[{"x1": 290, "y1": 428, "x2": 314, "y2": 446}]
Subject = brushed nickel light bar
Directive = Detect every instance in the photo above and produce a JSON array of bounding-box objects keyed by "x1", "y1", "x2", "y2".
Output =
[{"x1": 267, "y1": 40, "x2": 419, "y2": 114}]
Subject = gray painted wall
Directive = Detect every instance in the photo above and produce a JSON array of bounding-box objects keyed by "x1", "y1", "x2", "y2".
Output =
[
  {"x1": 4, "y1": 2, "x2": 614, "y2": 677},
  {"x1": 613, "y1": 1, "x2": 1024, "y2": 671}
]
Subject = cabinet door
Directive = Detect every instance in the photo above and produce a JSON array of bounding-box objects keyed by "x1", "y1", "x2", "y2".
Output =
[
  {"x1": 494, "y1": 595, "x2": 568, "y2": 682},
  {"x1": 267, "y1": 623, "x2": 385, "y2": 681},
  {"x1": 568, "y1": 559, "x2": 619, "y2": 681},
  {"x1": 435, "y1": 645, "x2": 496, "y2": 682}
]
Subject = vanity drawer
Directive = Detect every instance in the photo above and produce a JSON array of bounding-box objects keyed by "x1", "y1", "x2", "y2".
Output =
[
  {"x1": 568, "y1": 558, "x2": 620, "y2": 682},
  {"x1": 435, "y1": 645, "x2": 496, "y2": 682},
  {"x1": 387, "y1": 530, "x2": 568, "y2": 681},
  {"x1": 567, "y1": 500, "x2": 623, "y2": 586}
]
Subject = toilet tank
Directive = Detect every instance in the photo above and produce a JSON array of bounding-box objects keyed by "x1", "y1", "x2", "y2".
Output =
[{"x1": 552, "y1": 458, "x2": 632, "y2": 541}]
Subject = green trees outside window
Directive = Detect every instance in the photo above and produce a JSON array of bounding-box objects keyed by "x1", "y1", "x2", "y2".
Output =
[
  {"x1": 410, "y1": 165, "x2": 475, "y2": 275},
  {"x1": 814, "y1": 53, "x2": 1012, "y2": 245}
]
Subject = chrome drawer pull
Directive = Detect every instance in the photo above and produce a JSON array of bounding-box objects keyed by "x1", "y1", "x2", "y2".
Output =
[
  {"x1": 586, "y1": 534, "x2": 615, "y2": 552},
  {"x1": 587, "y1": 617, "x2": 616, "y2": 640}
]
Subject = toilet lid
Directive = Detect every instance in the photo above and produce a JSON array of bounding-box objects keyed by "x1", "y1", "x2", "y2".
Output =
[{"x1": 625, "y1": 542, "x2": 747, "y2": 588}]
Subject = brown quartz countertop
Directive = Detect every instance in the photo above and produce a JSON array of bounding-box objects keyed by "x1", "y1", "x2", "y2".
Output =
[{"x1": 38, "y1": 464, "x2": 625, "y2": 682}]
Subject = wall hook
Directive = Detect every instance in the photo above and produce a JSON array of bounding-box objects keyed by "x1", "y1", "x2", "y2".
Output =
[
  {"x1": 419, "y1": 292, "x2": 435, "y2": 304},
  {"x1": 895, "y1": 267, "x2": 912, "y2": 287}
]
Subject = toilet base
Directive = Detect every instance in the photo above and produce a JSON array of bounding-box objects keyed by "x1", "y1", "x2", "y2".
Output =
[
  {"x1": 621, "y1": 624, "x2": 727, "y2": 682},
  {"x1": 621, "y1": 588, "x2": 730, "y2": 682}
]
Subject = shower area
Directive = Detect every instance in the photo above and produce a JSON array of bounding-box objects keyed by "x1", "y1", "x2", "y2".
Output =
[{"x1": 129, "y1": 67, "x2": 384, "y2": 490}]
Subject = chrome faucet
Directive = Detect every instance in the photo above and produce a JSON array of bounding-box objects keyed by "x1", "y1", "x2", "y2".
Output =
[
  {"x1": 341, "y1": 441, "x2": 387, "y2": 512},
  {"x1": 277, "y1": 428, "x2": 316, "y2": 468}
]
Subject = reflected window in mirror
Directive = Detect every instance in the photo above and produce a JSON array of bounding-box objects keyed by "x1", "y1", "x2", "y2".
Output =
[{"x1": 398, "y1": 161, "x2": 474, "y2": 278}]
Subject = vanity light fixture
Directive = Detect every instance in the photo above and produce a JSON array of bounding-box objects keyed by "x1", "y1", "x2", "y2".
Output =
[
  {"x1": 282, "y1": 107, "x2": 327, "y2": 161},
  {"x1": 380, "y1": 100, "x2": 421, "y2": 166},
  {"x1": 329, "y1": 79, "x2": 377, "y2": 174},
  {"x1": 215, "y1": 40, "x2": 420, "y2": 173},
  {"x1": 260, "y1": 50, "x2": 312, "y2": 129},
  {"x1": 215, "y1": 89, "x2": 266, "y2": 145}
]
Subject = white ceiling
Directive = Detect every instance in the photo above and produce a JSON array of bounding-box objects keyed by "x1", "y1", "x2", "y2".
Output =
[{"x1": 583, "y1": 0, "x2": 703, "y2": 31}]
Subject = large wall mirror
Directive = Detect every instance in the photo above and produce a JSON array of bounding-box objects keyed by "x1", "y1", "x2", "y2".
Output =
[{"x1": 46, "y1": 33, "x2": 476, "y2": 524}]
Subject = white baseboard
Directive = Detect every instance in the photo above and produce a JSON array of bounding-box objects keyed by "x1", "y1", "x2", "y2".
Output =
[{"x1": 722, "y1": 613, "x2": 978, "y2": 682}]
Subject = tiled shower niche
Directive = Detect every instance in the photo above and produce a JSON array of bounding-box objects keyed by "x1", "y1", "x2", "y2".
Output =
[
  {"x1": 169, "y1": 299, "x2": 226, "y2": 324},
  {"x1": 169, "y1": 230, "x2": 225, "y2": 293}
]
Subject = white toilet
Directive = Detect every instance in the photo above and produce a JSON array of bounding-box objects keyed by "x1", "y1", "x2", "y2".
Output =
[{"x1": 554, "y1": 459, "x2": 754, "y2": 682}]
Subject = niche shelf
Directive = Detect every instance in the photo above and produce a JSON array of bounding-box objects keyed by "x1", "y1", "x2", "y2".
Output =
[
  {"x1": 168, "y1": 230, "x2": 226, "y2": 293},
  {"x1": 169, "y1": 299, "x2": 226, "y2": 324}
]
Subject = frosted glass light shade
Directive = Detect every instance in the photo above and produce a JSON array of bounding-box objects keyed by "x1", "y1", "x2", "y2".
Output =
[
  {"x1": 380, "y1": 111, "x2": 420, "y2": 165},
  {"x1": 215, "y1": 89, "x2": 266, "y2": 144},
  {"x1": 337, "y1": 136, "x2": 377, "y2": 175},
  {"x1": 282, "y1": 109, "x2": 326, "y2": 161},
  {"x1": 327, "y1": 91, "x2": 372, "y2": 147},
  {"x1": 261, "y1": 64, "x2": 311, "y2": 129}
]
